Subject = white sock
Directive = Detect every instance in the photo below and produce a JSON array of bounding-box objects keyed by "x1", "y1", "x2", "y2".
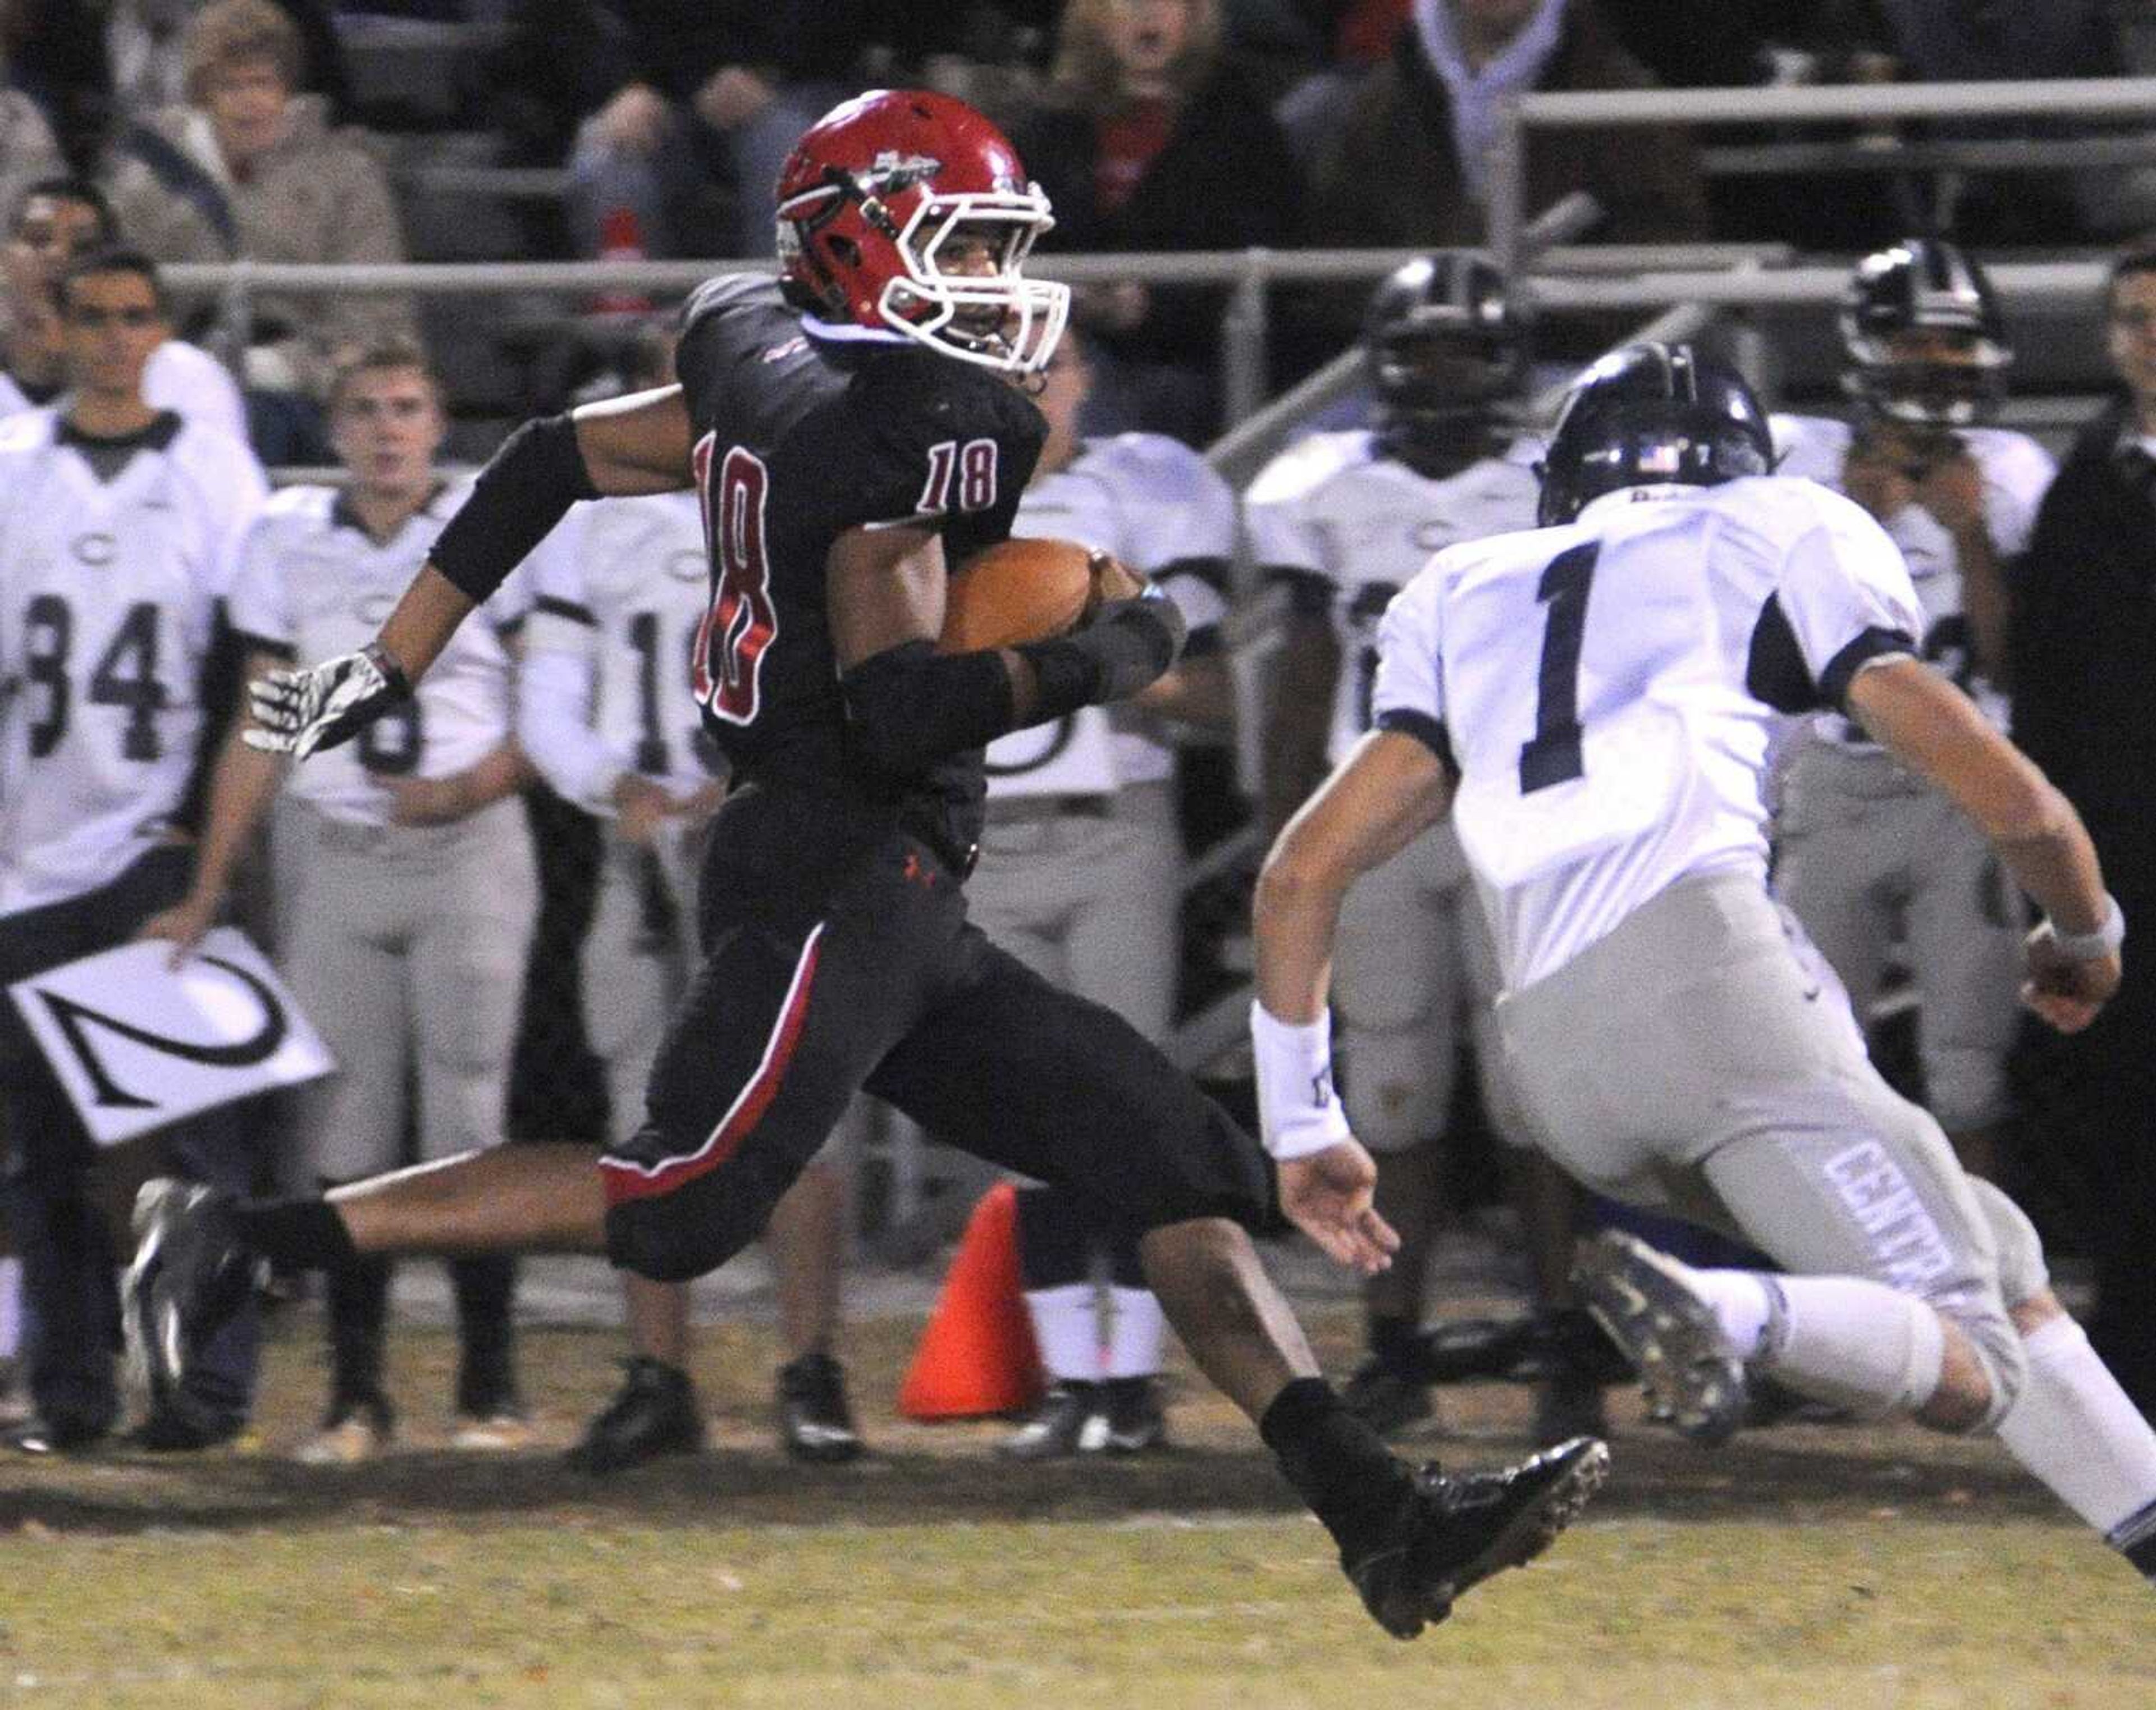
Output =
[
  {"x1": 1691, "y1": 1268, "x2": 1776, "y2": 1358},
  {"x1": 1995, "y1": 1316, "x2": 2156, "y2": 1540},
  {"x1": 1104, "y1": 1286, "x2": 1164, "y2": 1380},
  {"x1": 1024, "y1": 1283, "x2": 1100, "y2": 1383},
  {"x1": 0, "y1": 1256, "x2": 18, "y2": 1361},
  {"x1": 1752, "y1": 1274, "x2": 1946, "y2": 1419}
]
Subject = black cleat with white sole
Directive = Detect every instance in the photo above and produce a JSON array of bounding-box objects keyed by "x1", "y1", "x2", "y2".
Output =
[
  {"x1": 1347, "y1": 1435, "x2": 1610, "y2": 1640},
  {"x1": 1575, "y1": 1229, "x2": 1748, "y2": 1446},
  {"x1": 124, "y1": 1180, "x2": 259, "y2": 1421}
]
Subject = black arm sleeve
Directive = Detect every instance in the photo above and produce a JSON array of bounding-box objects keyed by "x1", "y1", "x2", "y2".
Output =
[
  {"x1": 429, "y1": 415, "x2": 600, "y2": 605},
  {"x1": 841, "y1": 641, "x2": 1017, "y2": 780}
]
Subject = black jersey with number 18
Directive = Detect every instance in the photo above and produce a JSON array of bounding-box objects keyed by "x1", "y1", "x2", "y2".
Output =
[{"x1": 672, "y1": 275, "x2": 1046, "y2": 853}]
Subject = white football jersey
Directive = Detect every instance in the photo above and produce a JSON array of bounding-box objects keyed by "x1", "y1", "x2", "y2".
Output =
[
  {"x1": 1374, "y1": 476, "x2": 1924, "y2": 991},
  {"x1": 227, "y1": 482, "x2": 530, "y2": 826},
  {"x1": 0, "y1": 408, "x2": 267, "y2": 913},
  {"x1": 986, "y1": 433, "x2": 1233, "y2": 798},
  {"x1": 519, "y1": 492, "x2": 720, "y2": 811},
  {"x1": 1244, "y1": 430, "x2": 1542, "y2": 763},
  {"x1": 0, "y1": 341, "x2": 252, "y2": 447},
  {"x1": 1769, "y1": 413, "x2": 2053, "y2": 734}
]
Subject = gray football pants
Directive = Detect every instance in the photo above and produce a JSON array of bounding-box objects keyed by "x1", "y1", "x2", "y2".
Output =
[
  {"x1": 1496, "y1": 870, "x2": 2048, "y2": 1426},
  {"x1": 275, "y1": 799, "x2": 536, "y2": 1184},
  {"x1": 1334, "y1": 820, "x2": 1524, "y2": 1153},
  {"x1": 583, "y1": 821, "x2": 860, "y2": 1163},
  {"x1": 1774, "y1": 742, "x2": 2026, "y2": 1133},
  {"x1": 967, "y1": 781, "x2": 1182, "y2": 1043}
]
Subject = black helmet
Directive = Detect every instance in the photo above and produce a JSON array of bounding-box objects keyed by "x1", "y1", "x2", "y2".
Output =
[
  {"x1": 1536, "y1": 342, "x2": 1774, "y2": 527},
  {"x1": 1840, "y1": 237, "x2": 2010, "y2": 427},
  {"x1": 1364, "y1": 253, "x2": 1524, "y2": 459}
]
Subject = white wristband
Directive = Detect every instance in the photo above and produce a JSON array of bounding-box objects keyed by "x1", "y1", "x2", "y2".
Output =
[
  {"x1": 2048, "y1": 894, "x2": 2125, "y2": 963},
  {"x1": 1250, "y1": 1002, "x2": 1354, "y2": 1163}
]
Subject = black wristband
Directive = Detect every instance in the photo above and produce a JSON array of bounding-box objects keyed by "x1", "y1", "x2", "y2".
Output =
[
  {"x1": 361, "y1": 641, "x2": 412, "y2": 701},
  {"x1": 1017, "y1": 593, "x2": 1185, "y2": 711},
  {"x1": 430, "y1": 415, "x2": 601, "y2": 605}
]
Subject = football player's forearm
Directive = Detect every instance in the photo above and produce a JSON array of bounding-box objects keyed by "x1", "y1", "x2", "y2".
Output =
[
  {"x1": 190, "y1": 726, "x2": 285, "y2": 904},
  {"x1": 1253, "y1": 849, "x2": 1346, "y2": 1026},
  {"x1": 1987, "y1": 780, "x2": 2107, "y2": 936},
  {"x1": 453, "y1": 742, "x2": 537, "y2": 815},
  {"x1": 378, "y1": 566, "x2": 477, "y2": 685}
]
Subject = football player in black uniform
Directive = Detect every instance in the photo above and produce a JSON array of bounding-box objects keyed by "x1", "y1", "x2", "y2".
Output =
[{"x1": 125, "y1": 90, "x2": 1604, "y2": 1639}]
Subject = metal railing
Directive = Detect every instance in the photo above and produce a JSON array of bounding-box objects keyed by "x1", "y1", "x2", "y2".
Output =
[{"x1": 1487, "y1": 75, "x2": 2156, "y2": 280}]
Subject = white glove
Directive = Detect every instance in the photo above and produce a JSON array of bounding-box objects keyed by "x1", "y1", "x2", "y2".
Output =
[{"x1": 244, "y1": 642, "x2": 410, "y2": 762}]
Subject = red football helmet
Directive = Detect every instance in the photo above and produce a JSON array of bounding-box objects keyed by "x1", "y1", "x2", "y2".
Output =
[{"x1": 775, "y1": 89, "x2": 1069, "y2": 376}]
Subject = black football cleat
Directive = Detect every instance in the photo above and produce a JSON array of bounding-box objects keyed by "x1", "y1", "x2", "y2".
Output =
[
  {"x1": 1102, "y1": 1376, "x2": 1168, "y2": 1455},
  {"x1": 998, "y1": 1381, "x2": 1106, "y2": 1460},
  {"x1": 776, "y1": 1351, "x2": 863, "y2": 1465},
  {"x1": 1348, "y1": 1436, "x2": 1611, "y2": 1640},
  {"x1": 1575, "y1": 1230, "x2": 1748, "y2": 1446},
  {"x1": 124, "y1": 1180, "x2": 258, "y2": 1424},
  {"x1": 565, "y1": 1357, "x2": 702, "y2": 1474}
]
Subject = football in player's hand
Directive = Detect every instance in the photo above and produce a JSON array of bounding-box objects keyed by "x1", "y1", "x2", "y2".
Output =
[{"x1": 939, "y1": 536, "x2": 1097, "y2": 653}]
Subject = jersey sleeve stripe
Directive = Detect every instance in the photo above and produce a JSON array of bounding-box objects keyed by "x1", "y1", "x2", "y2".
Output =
[
  {"x1": 1818, "y1": 626, "x2": 1917, "y2": 713},
  {"x1": 1374, "y1": 707, "x2": 1459, "y2": 778},
  {"x1": 533, "y1": 594, "x2": 596, "y2": 627}
]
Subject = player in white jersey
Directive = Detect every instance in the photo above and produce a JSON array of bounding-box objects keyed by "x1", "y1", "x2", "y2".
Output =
[
  {"x1": 1253, "y1": 342, "x2": 2156, "y2": 1593},
  {"x1": 1, "y1": 179, "x2": 250, "y2": 444},
  {"x1": 973, "y1": 330, "x2": 1235, "y2": 1459},
  {"x1": 1769, "y1": 239, "x2": 2057, "y2": 1180},
  {"x1": 518, "y1": 325, "x2": 864, "y2": 1472},
  {"x1": 1247, "y1": 254, "x2": 1595, "y2": 1442},
  {"x1": 0, "y1": 247, "x2": 266, "y2": 1453},
  {"x1": 145, "y1": 342, "x2": 537, "y2": 1461}
]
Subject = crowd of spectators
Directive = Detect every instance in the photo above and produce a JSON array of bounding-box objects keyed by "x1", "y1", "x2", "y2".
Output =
[{"x1": 1, "y1": 0, "x2": 2150, "y2": 453}]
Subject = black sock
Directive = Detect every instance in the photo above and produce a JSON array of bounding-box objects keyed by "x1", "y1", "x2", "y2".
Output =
[
  {"x1": 327, "y1": 1255, "x2": 392, "y2": 1407},
  {"x1": 450, "y1": 1256, "x2": 519, "y2": 1413},
  {"x1": 232, "y1": 1196, "x2": 358, "y2": 1272},
  {"x1": 1260, "y1": 1377, "x2": 1414, "y2": 1566},
  {"x1": 1104, "y1": 1374, "x2": 1153, "y2": 1404},
  {"x1": 1368, "y1": 1313, "x2": 1426, "y2": 1378}
]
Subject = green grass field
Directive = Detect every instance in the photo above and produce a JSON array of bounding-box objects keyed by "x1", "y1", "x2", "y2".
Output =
[{"x1": 2, "y1": 1309, "x2": 2149, "y2": 1708}]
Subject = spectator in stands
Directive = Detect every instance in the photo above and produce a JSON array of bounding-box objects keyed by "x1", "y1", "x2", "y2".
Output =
[
  {"x1": 1010, "y1": 0, "x2": 1307, "y2": 442},
  {"x1": 1, "y1": 176, "x2": 249, "y2": 441},
  {"x1": 0, "y1": 87, "x2": 67, "y2": 229},
  {"x1": 1307, "y1": 0, "x2": 1707, "y2": 260},
  {"x1": 542, "y1": 1, "x2": 878, "y2": 260},
  {"x1": 2009, "y1": 245, "x2": 2156, "y2": 1421},
  {"x1": 0, "y1": 246, "x2": 267, "y2": 1455},
  {"x1": 147, "y1": 341, "x2": 535, "y2": 1462},
  {"x1": 104, "y1": 0, "x2": 416, "y2": 456},
  {"x1": 102, "y1": 0, "x2": 352, "y2": 125}
]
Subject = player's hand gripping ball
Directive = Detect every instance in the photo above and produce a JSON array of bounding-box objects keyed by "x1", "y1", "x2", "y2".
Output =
[{"x1": 940, "y1": 536, "x2": 1138, "y2": 652}]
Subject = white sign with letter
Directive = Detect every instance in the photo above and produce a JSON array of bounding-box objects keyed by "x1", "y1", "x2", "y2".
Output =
[{"x1": 7, "y1": 928, "x2": 334, "y2": 1146}]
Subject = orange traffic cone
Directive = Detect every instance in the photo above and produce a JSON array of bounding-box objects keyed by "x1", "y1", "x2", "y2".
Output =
[{"x1": 898, "y1": 1181, "x2": 1045, "y2": 1420}]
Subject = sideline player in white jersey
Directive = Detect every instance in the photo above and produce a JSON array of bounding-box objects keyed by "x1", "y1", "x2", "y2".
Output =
[
  {"x1": 1254, "y1": 342, "x2": 2156, "y2": 1591},
  {"x1": 145, "y1": 341, "x2": 536, "y2": 1461},
  {"x1": 2, "y1": 179, "x2": 250, "y2": 444},
  {"x1": 519, "y1": 324, "x2": 865, "y2": 1473},
  {"x1": 0, "y1": 246, "x2": 267, "y2": 1453},
  {"x1": 976, "y1": 330, "x2": 1235, "y2": 1460},
  {"x1": 1770, "y1": 239, "x2": 2057, "y2": 1180},
  {"x1": 1248, "y1": 254, "x2": 1595, "y2": 1443}
]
